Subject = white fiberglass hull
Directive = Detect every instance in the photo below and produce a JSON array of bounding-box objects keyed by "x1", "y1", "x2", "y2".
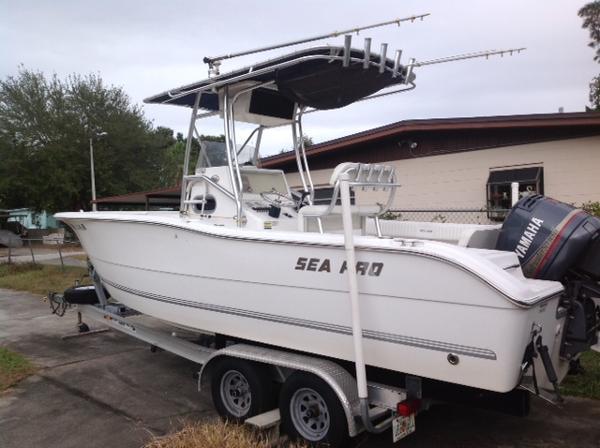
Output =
[{"x1": 57, "y1": 212, "x2": 566, "y2": 393}]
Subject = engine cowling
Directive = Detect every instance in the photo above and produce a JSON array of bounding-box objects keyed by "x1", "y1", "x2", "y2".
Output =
[{"x1": 496, "y1": 195, "x2": 600, "y2": 281}]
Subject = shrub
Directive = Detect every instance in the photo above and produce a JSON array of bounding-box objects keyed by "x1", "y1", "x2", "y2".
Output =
[{"x1": 582, "y1": 201, "x2": 600, "y2": 217}]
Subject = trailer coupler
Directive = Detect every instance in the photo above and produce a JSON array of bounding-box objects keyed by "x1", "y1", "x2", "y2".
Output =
[{"x1": 45, "y1": 291, "x2": 71, "y2": 317}]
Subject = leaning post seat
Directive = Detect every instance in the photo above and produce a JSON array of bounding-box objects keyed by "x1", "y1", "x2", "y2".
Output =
[{"x1": 298, "y1": 162, "x2": 400, "y2": 234}]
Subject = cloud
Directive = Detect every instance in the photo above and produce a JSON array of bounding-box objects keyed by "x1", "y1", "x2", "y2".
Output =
[{"x1": 1, "y1": 0, "x2": 597, "y2": 157}]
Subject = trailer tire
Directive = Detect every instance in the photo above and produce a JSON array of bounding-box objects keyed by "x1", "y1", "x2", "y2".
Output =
[
  {"x1": 279, "y1": 371, "x2": 348, "y2": 447},
  {"x1": 210, "y1": 357, "x2": 272, "y2": 423}
]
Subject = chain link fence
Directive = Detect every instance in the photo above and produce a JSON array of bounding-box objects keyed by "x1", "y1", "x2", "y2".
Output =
[
  {"x1": 382, "y1": 208, "x2": 511, "y2": 225},
  {"x1": 0, "y1": 238, "x2": 86, "y2": 270}
]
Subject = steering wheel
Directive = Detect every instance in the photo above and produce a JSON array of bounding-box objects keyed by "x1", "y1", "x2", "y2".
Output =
[
  {"x1": 260, "y1": 190, "x2": 296, "y2": 208},
  {"x1": 290, "y1": 190, "x2": 311, "y2": 211}
]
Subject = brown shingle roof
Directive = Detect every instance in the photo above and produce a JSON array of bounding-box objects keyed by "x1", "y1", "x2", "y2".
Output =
[{"x1": 261, "y1": 112, "x2": 600, "y2": 168}]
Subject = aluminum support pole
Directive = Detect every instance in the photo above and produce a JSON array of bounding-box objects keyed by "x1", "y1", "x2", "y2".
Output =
[
  {"x1": 339, "y1": 175, "x2": 368, "y2": 400},
  {"x1": 291, "y1": 107, "x2": 309, "y2": 194},
  {"x1": 222, "y1": 88, "x2": 242, "y2": 225},
  {"x1": 180, "y1": 93, "x2": 201, "y2": 212},
  {"x1": 89, "y1": 138, "x2": 97, "y2": 212},
  {"x1": 511, "y1": 182, "x2": 520, "y2": 206}
]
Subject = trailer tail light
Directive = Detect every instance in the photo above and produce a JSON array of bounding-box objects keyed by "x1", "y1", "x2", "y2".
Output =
[{"x1": 397, "y1": 399, "x2": 421, "y2": 416}]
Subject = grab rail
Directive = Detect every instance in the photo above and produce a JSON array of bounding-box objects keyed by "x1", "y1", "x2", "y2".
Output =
[{"x1": 181, "y1": 174, "x2": 236, "y2": 215}]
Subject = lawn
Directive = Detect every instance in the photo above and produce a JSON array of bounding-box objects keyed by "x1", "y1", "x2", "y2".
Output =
[
  {"x1": 145, "y1": 419, "x2": 306, "y2": 448},
  {"x1": 0, "y1": 263, "x2": 88, "y2": 295},
  {"x1": 0, "y1": 347, "x2": 36, "y2": 392},
  {"x1": 561, "y1": 350, "x2": 600, "y2": 400}
]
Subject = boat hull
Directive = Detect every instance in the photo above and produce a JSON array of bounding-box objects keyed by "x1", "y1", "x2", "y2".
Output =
[{"x1": 62, "y1": 215, "x2": 565, "y2": 393}]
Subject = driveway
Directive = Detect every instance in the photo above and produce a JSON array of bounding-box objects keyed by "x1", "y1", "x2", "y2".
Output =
[{"x1": 1, "y1": 288, "x2": 599, "y2": 448}]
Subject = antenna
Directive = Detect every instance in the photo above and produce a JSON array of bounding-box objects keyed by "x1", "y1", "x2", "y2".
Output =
[{"x1": 203, "y1": 13, "x2": 430, "y2": 73}]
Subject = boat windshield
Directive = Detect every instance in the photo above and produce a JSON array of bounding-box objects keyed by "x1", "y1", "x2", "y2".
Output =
[{"x1": 196, "y1": 141, "x2": 254, "y2": 170}]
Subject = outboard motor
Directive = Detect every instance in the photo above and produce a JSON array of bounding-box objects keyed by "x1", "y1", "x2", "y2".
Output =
[
  {"x1": 497, "y1": 195, "x2": 600, "y2": 361},
  {"x1": 496, "y1": 195, "x2": 600, "y2": 281}
]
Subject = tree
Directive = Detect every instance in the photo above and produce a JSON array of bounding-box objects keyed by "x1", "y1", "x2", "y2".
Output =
[
  {"x1": 302, "y1": 135, "x2": 314, "y2": 148},
  {"x1": 158, "y1": 134, "x2": 226, "y2": 186},
  {"x1": 579, "y1": 1, "x2": 600, "y2": 110},
  {"x1": 579, "y1": 1, "x2": 600, "y2": 62},
  {"x1": 589, "y1": 75, "x2": 600, "y2": 111},
  {"x1": 0, "y1": 68, "x2": 175, "y2": 212},
  {"x1": 278, "y1": 135, "x2": 314, "y2": 154}
]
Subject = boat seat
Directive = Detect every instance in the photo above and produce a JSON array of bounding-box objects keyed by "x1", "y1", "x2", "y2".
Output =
[
  {"x1": 298, "y1": 205, "x2": 380, "y2": 232},
  {"x1": 366, "y1": 219, "x2": 501, "y2": 248}
]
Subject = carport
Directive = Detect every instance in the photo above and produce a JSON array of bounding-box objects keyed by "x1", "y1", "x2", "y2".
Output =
[{"x1": 93, "y1": 186, "x2": 181, "y2": 211}]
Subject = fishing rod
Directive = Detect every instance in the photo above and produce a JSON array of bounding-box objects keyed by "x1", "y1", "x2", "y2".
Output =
[
  {"x1": 203, "y1": 13, "x2": 430, "y2": 71},
  {"x1": 414, "y1": 48, "x2": 527, "y2": 67}
]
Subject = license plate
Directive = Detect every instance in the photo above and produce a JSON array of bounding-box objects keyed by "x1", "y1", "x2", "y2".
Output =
[{"x1": 392, "y1": 414, "x2": 415, "y2": 443}]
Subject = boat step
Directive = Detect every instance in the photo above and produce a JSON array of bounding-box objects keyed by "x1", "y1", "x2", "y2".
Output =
[
  {"x1": 245, "y1": 409, "x2": 280, "y2": 430},
  {"x1": 245, "y1": 409, "x2": 282, "y2": 446},
  {"x1": 368, "y1": 405, "x2": 389, "y2": 420}
]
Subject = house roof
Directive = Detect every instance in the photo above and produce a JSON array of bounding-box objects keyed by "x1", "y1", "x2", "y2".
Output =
[
  {"x1": 94, "y1": 111, "x2": 600, "y2": 205},
  {"x1": 260, "y1": 112, "x2": 600, "y2": 168}
]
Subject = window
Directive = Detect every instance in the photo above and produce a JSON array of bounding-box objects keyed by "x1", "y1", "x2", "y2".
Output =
[{"x1": 486, "y1": 166, "x2": 544, "y2": 220}]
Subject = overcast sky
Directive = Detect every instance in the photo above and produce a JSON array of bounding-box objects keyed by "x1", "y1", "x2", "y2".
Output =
[{"x1": 1, "y1": 0, "x2": 597, "y2": 155}]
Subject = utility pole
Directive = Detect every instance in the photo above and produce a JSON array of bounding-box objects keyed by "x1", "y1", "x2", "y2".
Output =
[{"x1": 89, "y1": 131, "x2": 107, "y2": 212}]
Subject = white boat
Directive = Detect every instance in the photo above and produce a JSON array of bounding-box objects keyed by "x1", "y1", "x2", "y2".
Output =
[{"x1": 56, "y1": 28, "x2": 599, "y2": 427}]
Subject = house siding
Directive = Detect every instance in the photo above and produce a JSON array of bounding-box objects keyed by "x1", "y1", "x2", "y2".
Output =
[{"x1": 284, "y1": 136, "x2": 600, "y2": 209}]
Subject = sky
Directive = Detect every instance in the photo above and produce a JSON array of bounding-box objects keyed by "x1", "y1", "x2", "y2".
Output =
[{"x1": 1, "y1": 0, "x2": 597, "y2": 156}]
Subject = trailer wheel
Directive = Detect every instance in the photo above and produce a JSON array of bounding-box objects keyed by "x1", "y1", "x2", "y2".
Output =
[
  {"x1": 279, "y1": 371, "x2": 348, "y2": 447},
  {"x1": 210, "y1": 358, "x2": 272, "y2": 422}
]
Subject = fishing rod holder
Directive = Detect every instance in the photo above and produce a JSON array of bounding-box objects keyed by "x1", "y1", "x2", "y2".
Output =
[{"x1": 363, "y1": 38, "x2": 371, "y2": 69}]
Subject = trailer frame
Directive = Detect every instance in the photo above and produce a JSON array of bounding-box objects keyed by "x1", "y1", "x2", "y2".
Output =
[{"x1": 72, "y1": 302, "x2": 415, "y2": 440}]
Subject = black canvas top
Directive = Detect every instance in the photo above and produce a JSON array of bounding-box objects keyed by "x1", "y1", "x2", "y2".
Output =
[{"x1": 144, "y1": 46, "x2": 414, "y2": 111}]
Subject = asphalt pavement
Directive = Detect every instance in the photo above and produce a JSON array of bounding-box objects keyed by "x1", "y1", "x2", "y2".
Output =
[{"x1": 1, "y1": 288, "x2": 599, "y2": 448}]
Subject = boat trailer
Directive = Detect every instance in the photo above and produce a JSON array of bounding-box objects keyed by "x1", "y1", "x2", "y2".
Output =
[{"x1": 47, "y1": 292, "x2": 425, "y2": 444}]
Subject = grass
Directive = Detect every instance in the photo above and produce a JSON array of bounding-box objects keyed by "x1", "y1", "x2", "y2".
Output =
[
  {"x1": 0, "y1": 347, "x2": 36, "y2": 392},
  {"x1": 0, "y1": 263, "x2": 88, "y2": 295},
  {"x1": 144, "y1": 419, "x2": 306, "y2": 448},
  {"x1": 561, "y1": 350, "x2": 600, "y2": 400}
]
